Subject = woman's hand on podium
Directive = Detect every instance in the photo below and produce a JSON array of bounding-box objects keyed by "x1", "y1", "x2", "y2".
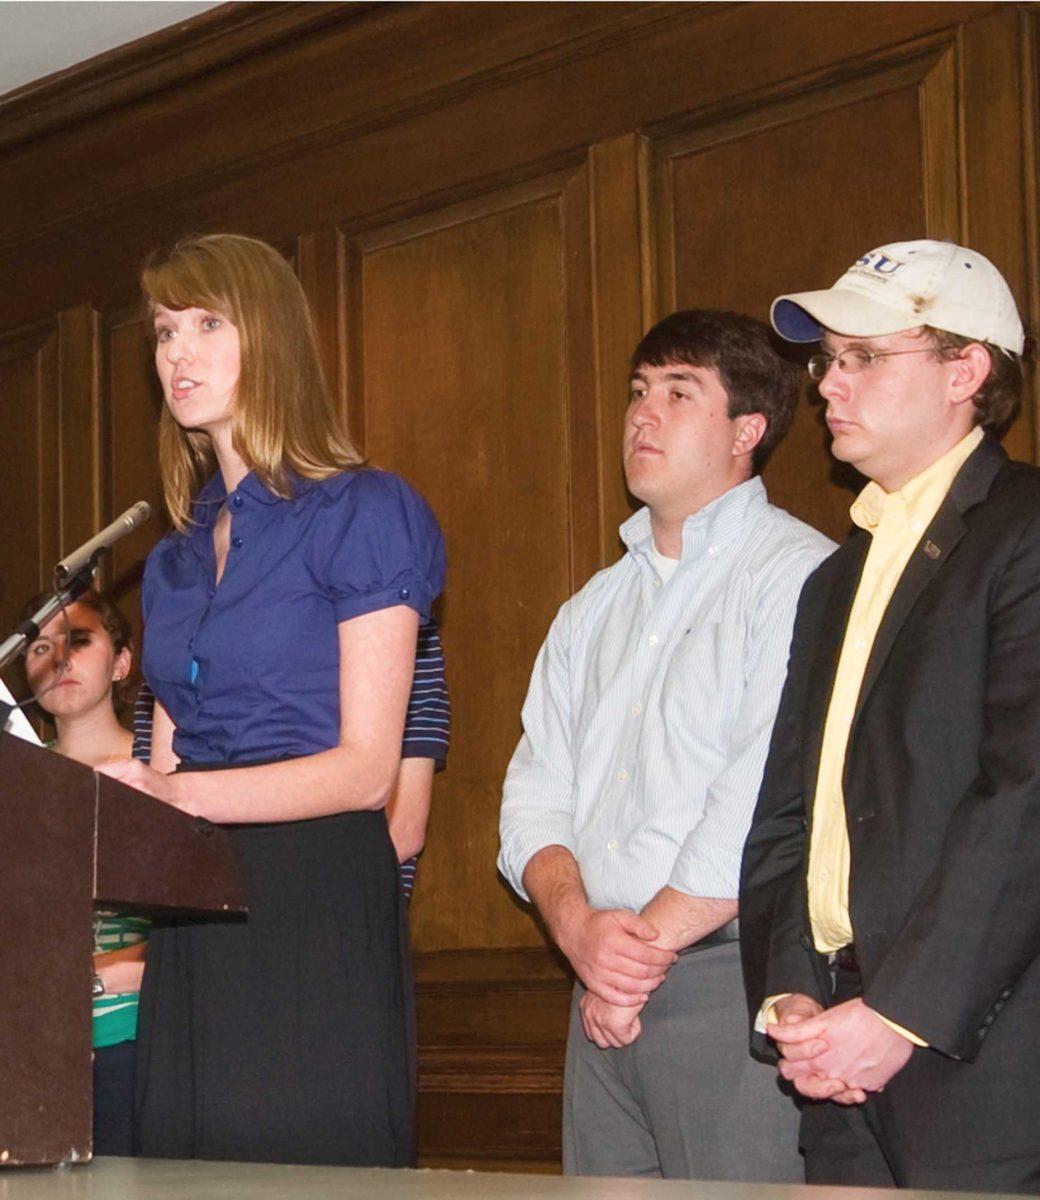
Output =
[{"x1": 97, "y1": 758, "x2": 183, "y2": 809}]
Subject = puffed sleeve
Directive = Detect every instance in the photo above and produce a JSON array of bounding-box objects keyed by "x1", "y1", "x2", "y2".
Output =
[{"x1": 315, "y1": 469, "x2": 446, "y2": 623}]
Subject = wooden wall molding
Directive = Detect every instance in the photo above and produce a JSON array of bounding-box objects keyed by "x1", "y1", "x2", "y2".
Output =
[
  {"x1": 419, "y1": 1046, "x2": 564, "y2": 1096},
  {"x1": 1, "y1": 2, "x2": 689, "y2": 257},
  {"x1": 415, "y1": 947, "x2": 570, "y2": 1170},
  {"x1": 0, "y1": 3, "x2": 1001, "y2": 271},
  {"x1": 0, "y1": 316, "x2": 57, "y2": 362},
  {"x1": 650, "y1": 40, "x2": 958, "y2": 316},
  {"x1": 0, "y1": 3, "x2": 369, "y2": 153},
  {"x1": 645, "y1": 36, "x2": 955, "y2": 154},
  {"x1": 0, "y1": 307, "x2": 99, "y2": 565},
  {"x1": 0, "y1": 321, "x2": 61, "y2": 626},
  {"x1": 56, "y1": 305, "x2": 102, "y2": 562}
]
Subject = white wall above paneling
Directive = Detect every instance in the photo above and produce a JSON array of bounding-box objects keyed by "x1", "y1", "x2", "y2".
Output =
[{"x1": 0, "y1": 1, "x2": 222, "y2": 99}]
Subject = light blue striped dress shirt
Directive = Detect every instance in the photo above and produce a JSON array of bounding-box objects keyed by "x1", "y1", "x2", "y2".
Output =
[{"x1": 499, "y1": 477, "x2": 835, "y2": 913}]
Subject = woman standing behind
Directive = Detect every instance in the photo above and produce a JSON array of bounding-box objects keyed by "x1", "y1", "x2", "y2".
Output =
[
  {"x1": 101, "y1": 233, "x2": 445, "y2": 1167},
  {"x1": 24, "y1": 592, "x2": 146, "y2": 1157}
]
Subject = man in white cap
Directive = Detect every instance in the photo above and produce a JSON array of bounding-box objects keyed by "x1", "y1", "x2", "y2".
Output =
[{"x1": 740, "y1": 239, "x2": 1040, "y2": 1191}]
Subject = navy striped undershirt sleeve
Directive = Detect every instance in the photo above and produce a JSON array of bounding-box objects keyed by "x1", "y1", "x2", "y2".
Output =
[
  {"x1": 401, "y1": 619, "x2": 450, "y2": 768},
  {"x1": 132, "y1": 684, "x2": 153, "y2": 763}
]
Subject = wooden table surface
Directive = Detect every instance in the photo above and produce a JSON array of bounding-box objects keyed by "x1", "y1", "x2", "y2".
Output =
[{"x1": 0, "y1": 1160, "x2": 1014, "y2": 1200}]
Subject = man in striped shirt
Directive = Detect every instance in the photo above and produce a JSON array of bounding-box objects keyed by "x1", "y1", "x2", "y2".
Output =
[{"x1": 499, "y1": 310, "x2": 834, "y2": 1180}]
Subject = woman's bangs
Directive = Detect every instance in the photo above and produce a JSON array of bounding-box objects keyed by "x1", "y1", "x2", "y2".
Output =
[{"x1": 144, "y1": 251, "x2": 233, "y2": 321}]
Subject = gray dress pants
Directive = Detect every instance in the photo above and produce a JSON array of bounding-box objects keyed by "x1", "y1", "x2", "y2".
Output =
[{"x1": 563, "y1": 941, "x2": 802, "y2": 1181}]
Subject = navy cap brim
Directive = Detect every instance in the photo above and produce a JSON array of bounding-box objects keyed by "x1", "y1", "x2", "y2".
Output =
[{"x1": 770, "y1": 298, "x2": 824, "y2": 344}]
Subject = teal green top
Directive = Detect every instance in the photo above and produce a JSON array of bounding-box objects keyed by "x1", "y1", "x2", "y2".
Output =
[
  {"x1": 93, "y1": 913, "x2": 150, "y2": 1049},
  {"x1": 42, "y1": 742, "x2": 151, "y2": 1048}
]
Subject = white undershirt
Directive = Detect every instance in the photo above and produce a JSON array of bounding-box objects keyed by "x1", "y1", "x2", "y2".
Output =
[{"x1": 648, "y1": 544, "x2": 680, "y2": 584}]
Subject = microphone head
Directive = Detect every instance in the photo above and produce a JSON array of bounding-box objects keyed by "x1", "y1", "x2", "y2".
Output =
[{"x1": 127, "y1": 500, "x2": 152, "y2": 528}]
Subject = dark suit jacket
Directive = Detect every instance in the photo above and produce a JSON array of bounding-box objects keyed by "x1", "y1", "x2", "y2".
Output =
[{"x1": 740, "y1": 437, "x2": 1040, "y2": 1167}]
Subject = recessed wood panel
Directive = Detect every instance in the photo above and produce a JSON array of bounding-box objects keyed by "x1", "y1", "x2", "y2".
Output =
[
  {"x1": 657, "y1": 84, "x2": 927, "y2": 543},
  {"x1": 105, "y1": 312, "x2": 168, "y2": 646},
  {"x1": 0, "y1": 325, "x2": 60, "y2": 634},
  {"x1": 57, "y1": 305, "x2": 101, "y2": 565},
  {"x1": 350, "y1": 176, "x2": 590, "y2": 952}
]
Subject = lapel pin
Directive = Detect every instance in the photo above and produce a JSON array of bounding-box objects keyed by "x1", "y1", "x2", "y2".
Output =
[{"x1": 923, "y1": 540, "x2": 941, "y2": 560}]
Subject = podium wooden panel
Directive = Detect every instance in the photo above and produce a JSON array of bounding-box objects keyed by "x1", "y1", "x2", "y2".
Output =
[{"x1": 0, "y1": 733, "x2": 244, "y2": 1167}]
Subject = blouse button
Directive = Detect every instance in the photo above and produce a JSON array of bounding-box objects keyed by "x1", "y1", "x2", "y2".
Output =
[
  {"x1": 398, "y1": 587, "x2": 410, "y2": 600},
  {"x1": 231, "y1": 537, "x2": 244, "y2": 549},
  {"x1": 232, "y1": 495, "x2": 243, "y2": 509}
]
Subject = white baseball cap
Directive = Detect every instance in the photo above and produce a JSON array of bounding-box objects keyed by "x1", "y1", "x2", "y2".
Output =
[{"x1": 771, "y1": 239, "x2": 1024, "y2": 356}]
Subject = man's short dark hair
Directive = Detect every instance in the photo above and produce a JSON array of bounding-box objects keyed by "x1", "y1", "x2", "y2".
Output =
[
  {"x1": 924, "y1": 326, "x2": 1029, "y2": 439},
  {"x1": 630, "y1": 310, "x2": 799, "y2": 473}
]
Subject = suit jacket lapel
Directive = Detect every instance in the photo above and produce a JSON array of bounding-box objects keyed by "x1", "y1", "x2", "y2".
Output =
[
  {"x1": 800, "y1": 536, "x2": 868, "y2": 828},
  {"x1": 853, "y1": 438, "x2": 1007, "y2": 725}
]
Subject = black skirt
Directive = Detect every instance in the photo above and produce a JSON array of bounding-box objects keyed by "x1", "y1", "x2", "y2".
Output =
[{"x1": 134, "y1": 777, "x2": 414, "y2": 1167}]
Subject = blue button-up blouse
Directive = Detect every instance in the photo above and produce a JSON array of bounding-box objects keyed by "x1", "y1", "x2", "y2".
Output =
[{"x1": 142, "y1": 467, "x2": 446, "y2": 765}]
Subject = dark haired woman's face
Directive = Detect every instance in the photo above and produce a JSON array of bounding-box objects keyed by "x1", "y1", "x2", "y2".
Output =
[
  {"x1": 25, "y1": 602, "x2": 130, "y2": 721},
  {"x1": 153, "y1": 304, "x2": 241, "y2": 439}
]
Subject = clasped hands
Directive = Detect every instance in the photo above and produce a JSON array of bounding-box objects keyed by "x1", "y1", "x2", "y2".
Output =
[
  {"x1": 766, "y1": 993, "x2": 914, "y2": 1105},
  {"x1": 556, "y1": 906, "x2": 675, "y2": 1050}
]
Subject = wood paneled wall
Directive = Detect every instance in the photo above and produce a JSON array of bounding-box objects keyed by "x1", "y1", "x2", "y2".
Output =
[{"x1": 2, "y1": 1, "x2": 1036, "y2": 1171}]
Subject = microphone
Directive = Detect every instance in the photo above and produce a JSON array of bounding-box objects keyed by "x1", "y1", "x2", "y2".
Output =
[{"x1": 53, "y1": 501, "x2": 152, "y2": 586}]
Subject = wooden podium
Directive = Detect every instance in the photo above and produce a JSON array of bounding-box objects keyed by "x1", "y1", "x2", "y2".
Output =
[{"x1": 0, "y1": 732, "x2": 245, "y2": 1166}]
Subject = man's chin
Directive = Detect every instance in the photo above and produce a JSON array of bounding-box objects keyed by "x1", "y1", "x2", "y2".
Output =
[
  {"x1": 624, "y1": 463, "x2": 662, "y2": 504},
  {"x1": 828, "y1": 433, "x2": 862, "y2": 467}
]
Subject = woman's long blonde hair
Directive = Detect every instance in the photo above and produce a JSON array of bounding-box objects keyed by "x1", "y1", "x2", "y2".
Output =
[{"x1": 142, "y1": 233, "x2": 363, "y2": 531}]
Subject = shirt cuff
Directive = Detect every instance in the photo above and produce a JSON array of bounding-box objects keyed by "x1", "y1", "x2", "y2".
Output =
[
  {"x1": 754, "y1": 993, "x2": 792, "y2": 1034},
  {"x1": 666, "y1": 846, "x2": 740, "y2": 902},
  {"x1": 333, "y1": 578, "x2": 432, "y2": 623},
  {"x1": 498, "y1": 825, "x2": 578, "y2": 903},
  {"x1": 869, "y1": 1008, "x2": 929, "y2": 1048}
]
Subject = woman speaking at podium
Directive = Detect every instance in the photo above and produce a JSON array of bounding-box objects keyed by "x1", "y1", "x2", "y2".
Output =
[{"x1": 100, "y1": 233, "x2": 445, "y2": 1166}]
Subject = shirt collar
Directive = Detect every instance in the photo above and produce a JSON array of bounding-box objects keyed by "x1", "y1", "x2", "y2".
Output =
[
  {"x1": 190, "y1": 469, "x2": 294, "y2": 527},
  {"x1": 237, "y1": 470, "x2": 289, "y2": 505},
  {"x1": 620, "y1": 476, "x2": 767, "y2": 562},
  {"x1": 850, "y1": 426, "x2": 984, "y2": 533},
  {"x1": 189, "y1": 472, "x2": 228, "y2": 528}
]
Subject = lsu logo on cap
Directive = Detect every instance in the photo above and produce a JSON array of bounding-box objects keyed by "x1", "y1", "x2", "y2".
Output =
[{"x1": 851, "y1": 250, "x2": 906, "y2": 278}]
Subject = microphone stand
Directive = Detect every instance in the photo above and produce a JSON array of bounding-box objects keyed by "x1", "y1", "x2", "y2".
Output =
[{"x1": 0, "y1": 564, "x2": 97, "y2": 728}]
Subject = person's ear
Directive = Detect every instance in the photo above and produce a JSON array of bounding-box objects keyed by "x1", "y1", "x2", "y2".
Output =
[
  {"x1": 733, "y1": 413, "x2": 767, "y2": 459},
  {"x1": 112, "y1": 647, "x2": 132, "y2": 683},
  {"x1": 947, "y1": 343, "x2": 992, "y2": 408}
]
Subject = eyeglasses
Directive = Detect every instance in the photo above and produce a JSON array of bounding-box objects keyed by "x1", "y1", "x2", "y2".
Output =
[{"x1": 807, "y1": 346, "x2": 940, "y2": 381}]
